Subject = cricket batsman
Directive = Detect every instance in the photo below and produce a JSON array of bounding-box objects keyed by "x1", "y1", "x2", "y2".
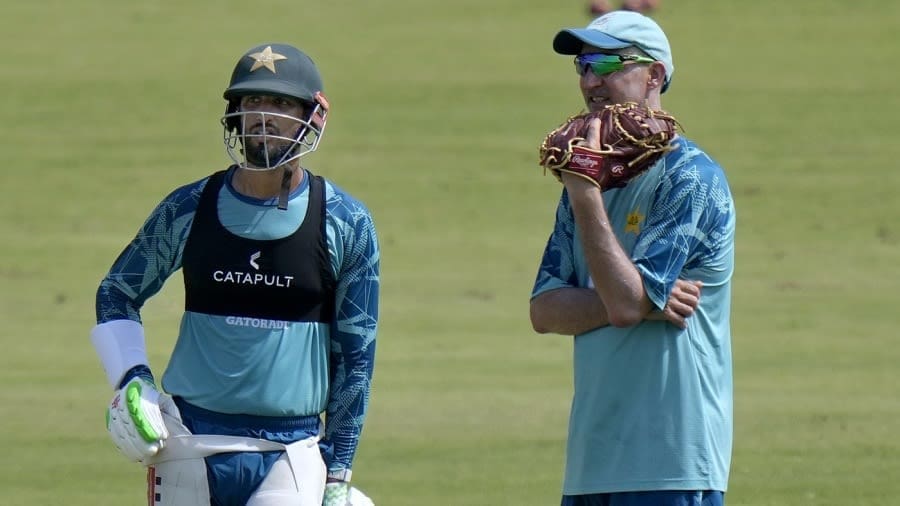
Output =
[{"x1": 90, "y1": 42, "x2": 379, "y2": 505}]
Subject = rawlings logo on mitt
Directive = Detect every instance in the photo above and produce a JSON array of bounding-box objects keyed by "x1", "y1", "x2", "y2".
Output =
[{"x1": 538, "y1": 102, "x2": 679, "y2": 191}]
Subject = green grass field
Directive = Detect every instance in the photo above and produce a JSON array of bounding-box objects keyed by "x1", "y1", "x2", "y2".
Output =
[{"x1": 2, "y1": 0, "x2": 898, "y2": 504}]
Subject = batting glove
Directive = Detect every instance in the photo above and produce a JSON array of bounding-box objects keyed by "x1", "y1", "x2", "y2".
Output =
[
  {"x1": 106, "y1": 377, "x2": 169, "y2": 463},
  {"x1": 323, "y1": 482, "x2": 375, "y2": 506}
]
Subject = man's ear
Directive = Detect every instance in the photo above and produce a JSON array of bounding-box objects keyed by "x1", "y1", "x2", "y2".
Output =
[{"x1": 647, "y1": 62, "x2": 667, "y2": 90}]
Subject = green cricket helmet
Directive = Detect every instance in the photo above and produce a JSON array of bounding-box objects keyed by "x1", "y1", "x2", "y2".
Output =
[{"x1": 221, "y1": 43, "x2": 329, "y2": 171}]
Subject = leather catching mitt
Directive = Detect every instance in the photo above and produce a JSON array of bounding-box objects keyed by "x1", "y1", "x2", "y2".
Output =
[{"x1": 538, "y1": 102, "x2": 678, "y2": 190}]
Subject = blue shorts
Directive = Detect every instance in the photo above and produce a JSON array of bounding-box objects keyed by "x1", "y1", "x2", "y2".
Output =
[
  {"x1": 561, "y1": 490, "x2": 724, "y2": 506},
  {"x1": 173, "y1": 397, "x2": 326, "y2": 506}
]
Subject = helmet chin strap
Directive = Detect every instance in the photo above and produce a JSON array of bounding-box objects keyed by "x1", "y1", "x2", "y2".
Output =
[{"x1": 277, "y1": 167, "x2": 292, "y2": 211}]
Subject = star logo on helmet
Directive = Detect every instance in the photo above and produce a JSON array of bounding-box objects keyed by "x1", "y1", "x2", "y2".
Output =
[{"x1": 248, "y1": 46, "x2": 287, "y2": 73}]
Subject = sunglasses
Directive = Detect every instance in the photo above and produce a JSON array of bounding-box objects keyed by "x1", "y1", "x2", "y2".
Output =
[{"x1": 574, "y1": 53, "x2": 657, "y2": 77}]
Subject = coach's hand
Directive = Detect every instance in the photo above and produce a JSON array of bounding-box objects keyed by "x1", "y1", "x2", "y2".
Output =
[
  {"x1": 106, "y1": 377, "x2": 169, "y2": 463},
  {"x1": 645, "y1": 279, "x2": 703, "y2": 329},
  {"x1": 661, "y1": 279, "x2": 703, "y2": 329}
]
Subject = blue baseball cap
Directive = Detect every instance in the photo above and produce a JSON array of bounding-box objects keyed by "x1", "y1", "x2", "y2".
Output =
[{"x1": 553, "y1": 11, "x2": 674, "y2": 92}]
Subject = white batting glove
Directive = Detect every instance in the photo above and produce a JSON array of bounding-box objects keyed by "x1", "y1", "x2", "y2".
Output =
[
  {"x1": 348, "y1": 486, "x2": 375, "y2": 506},
  {"x1": 323, "y1": 482, "x2": 375, "y2": 506},
  {"x1": 105, "y1": 377, "x2": 169, "y2": 463}
]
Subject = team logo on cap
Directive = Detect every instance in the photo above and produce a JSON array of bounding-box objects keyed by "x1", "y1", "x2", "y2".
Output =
[{"x1": 248, "y1": 46, "x2": 287, "y2": 73}]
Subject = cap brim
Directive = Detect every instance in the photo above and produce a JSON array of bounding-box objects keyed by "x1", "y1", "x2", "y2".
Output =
[{"x1": 553, "y1": 29, "x2": 631, "y2": 55}]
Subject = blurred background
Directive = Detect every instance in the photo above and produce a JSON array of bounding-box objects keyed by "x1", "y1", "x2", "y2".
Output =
[{"x1": 1, "y1": 0, "x2": 898, "y2": 504}]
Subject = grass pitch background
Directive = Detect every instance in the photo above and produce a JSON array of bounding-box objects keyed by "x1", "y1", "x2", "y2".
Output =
[{"x1": 1, "y1": 0, "x2": 898, "y2": 504}]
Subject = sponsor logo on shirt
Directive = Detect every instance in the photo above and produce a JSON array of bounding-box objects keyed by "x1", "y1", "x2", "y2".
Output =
[
  {"x1": 212, "y1": 251, "x2": 294, "y2": 287},
  {"x1": 224, "y1": 316, "x2": 289, "y2": 329},
  {"x1": 212, "y1": 270, "x2": 295, "y2": 287}
]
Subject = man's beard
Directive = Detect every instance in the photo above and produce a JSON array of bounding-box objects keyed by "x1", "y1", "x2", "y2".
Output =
[{"x1": 243, "y1": 137, "x2": 296, "y2": 168}]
